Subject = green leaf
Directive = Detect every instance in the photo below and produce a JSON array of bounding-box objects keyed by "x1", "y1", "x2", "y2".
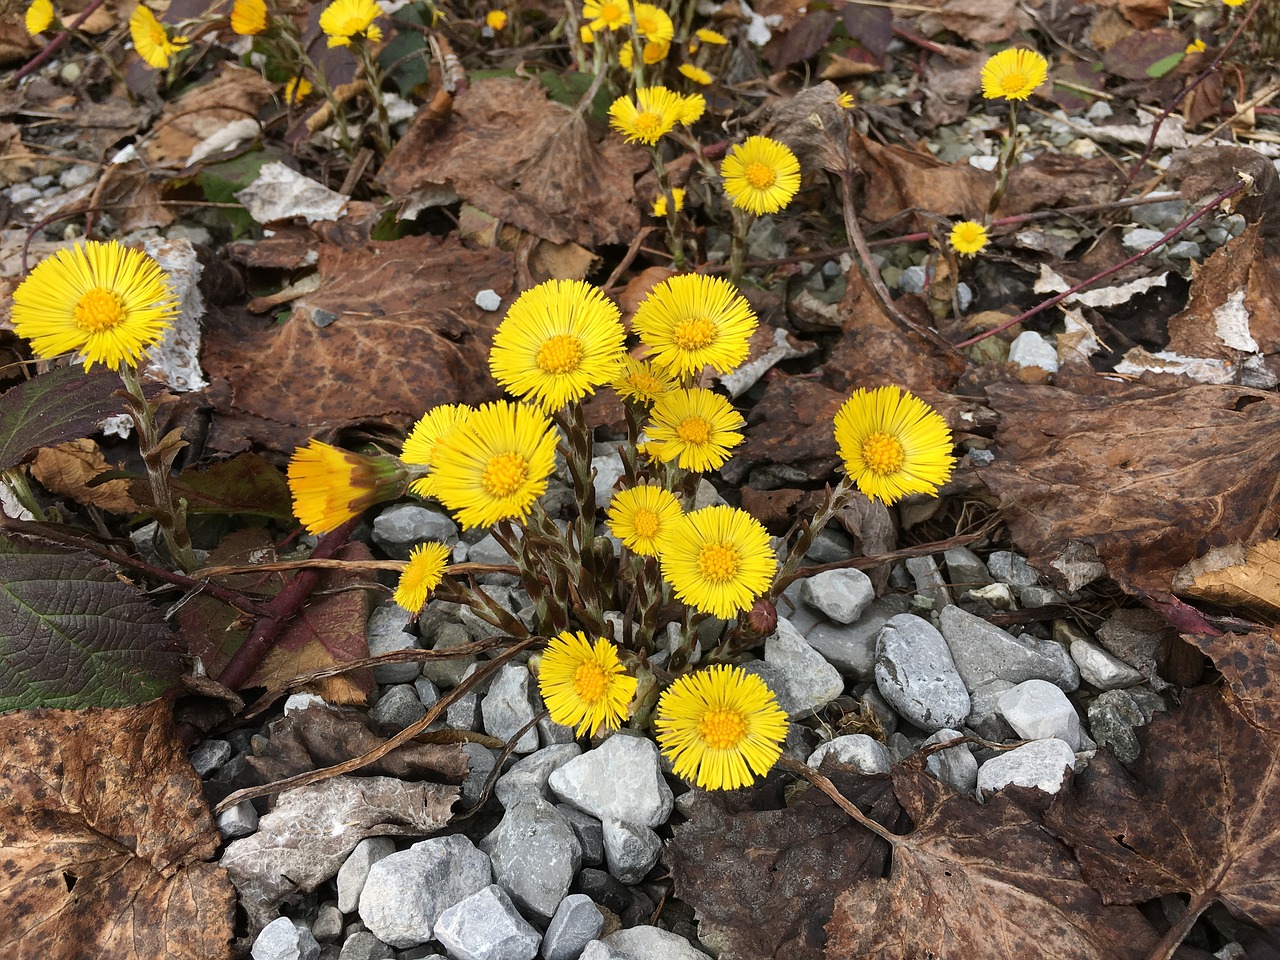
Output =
[
  {"x1": 197, "y1": 149, "x2": 280, "y2": 239},
  {"x1": 0, "y1": 535, "x2": 182, "y2": 712},
  {"x1": 1147, "y1": 52, "x2": 1185, "y2": 78},
  {"x1": 534, "y1": 70, "x2": 615, "y2": 120},
  {"x1": 0, "y1": 366, "x2": 126, "y2": 471}
]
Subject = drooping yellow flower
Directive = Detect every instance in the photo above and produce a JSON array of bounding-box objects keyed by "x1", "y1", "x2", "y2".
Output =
[
  {"x1": 287, "y1": 440, "x2": 409, "y2": 534},
  {"x1": 645, "y1": 387, "x2": 744, "y2": 473},
  {"x1": 655, "y1": 664, "x2": 789, "y2": 790},
  {"x1": 619, "y1": 38, "x2": 670, "y2": 67},
  {"x1": 284, "y1": 76, "x2": 314, "y2": 103},
  {"x1": 230, "y1": 0, "x2": 268, "y2": 36},
  {"x1": 25, "y1": 0, "x2": 54, "y2": 36},
  {"x1": 721, "y1": 135, "x2": 801, "y2": 216},
  {"x1": 695, "y1": 27, "x2": 728, "y2": 44},
  {"x1": 583, "y1": 0, "x2": 629, "y2": 31},
  {"x1": 949, "y1": 220, "x2": 988, "y2": 256},
  {"x1": 486, "y1": 9, "x2": 508, "y2": 29},
  {"x1": 129, "y1": 5, "x2": 190, "y2": 69},
  {"x1": 836, "y1": 90, "x2": 855, "y2": 108},
  {"x1": 612, "y1": 356, "x2": 676, "y2": 405},
  {"x1": 677, "y1": 92, "x2": 705, "y2": 125},
  {"x1": 607, "y1": 483, "x2": 683, "y2": 557},
  {"x1": 402, "y1": 404, "x2": 473, "y2": 498},
  {"x1": 1185, "y1": 38, "x2": 1206, "y2": 53},
  {"x1": 980, "y1": 47, "x2": 1048, "y2": 101},
  {"x1": 630, "y1": 273, "x2": 757, "y2": 377},
  {"x1": 395, "y1": 541, "x2": 452, "y2": 614},
  {"x1": 537, "y1": 632, "x2": 638, "y2": 736},
  {"x1": 679, "y1": 64, "x2": 713, "y2": 85},
  {"x1": 833, "y1": 386, "x2": 955, "y2": 505},
  {"x1": 10, "y1": 240, "x2": 178, "y2": 370},
  {"x1": 651, "y1": 188, "x2": 686, "y2": 218},
  {"x1": 489, "y1": 279, "x2": 626, "y2": 412},
  {"x1": 659, "y1": 505, "x2": 776, "y2": 619},
  {"x1": 319, "y1": 0, "x2": 383, "y2": 47},
  {"x1": 608, "y1": 86, "x2": 683, "y2": 145},
  {"x1": 430, "y1": 400, "x2": 560, "y2": 529},
  {"x1": 631, "y1": 2, "x2": 673, "y2": 43}
]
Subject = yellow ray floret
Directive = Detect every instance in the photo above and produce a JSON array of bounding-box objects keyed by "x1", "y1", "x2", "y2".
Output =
[
  {"x1": 833, "y1": 385, "x2": 955, "y2": 505},
  {"x1": 659, "y1": 504, "x2": 776, "y2": 619},
  {"x1": 721, "y1": 135, "x2": 801, "y2": 216},
  {"x1": 630, "y1": 273, "x2": 757, "y2": 377},
  {"x1": 537, "y1": 632, "x2": 638, "y2": 736}
]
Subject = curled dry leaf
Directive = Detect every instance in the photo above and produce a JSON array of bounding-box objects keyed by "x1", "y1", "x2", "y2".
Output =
[
  {"x1": 30, "y1": 439, "x2": 140, "y2": 514},
  {"x1": 0, "y1": 701, "x2": 234, "y2": 960}
]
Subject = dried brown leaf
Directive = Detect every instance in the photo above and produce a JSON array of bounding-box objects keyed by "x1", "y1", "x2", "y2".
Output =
[
  {"x1": 738, "y1": 374, "x2": 848, "y2": 481},
  {"x1": 1178, "y1": 539, "x2": 1280, "y2": 623},
  {"x1": 30, "y1": 439, "x2": 140, "y2": 513},
  {"x1": 0, "y1": 701, "x2": 234, "y2": 960},
  {"x1": 141, "y1": 64, "x2": 275, "y2": 169},
  {"x1": 1182, "y1": 625, "x2": 1280, "y2": 735}
]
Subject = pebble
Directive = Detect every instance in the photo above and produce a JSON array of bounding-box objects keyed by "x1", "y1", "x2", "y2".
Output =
[
  {"x1": 1087, "y1": 689, "x2": 1148, "y2": 764},
  {"x1": 997, "y1": 679, "x2": 1082, "y2": 750},
  {"x1": 942, "y1": 546, "x2": 992, "y2": 590},
  {"x1": 549, "y1": 733, "x2": 673, "y2": 828},
  {"x1": 370, "y1": 684, "x2": 426, "y2": 729},
  {"x1": 922, "y1": 728, "x2": 978, "y2": 794},
  {"x1": 494, "y1": 743, "x2": 582, "y2": 808},
  {"x1": 476, "y1": 289, "x2": 503, "y2": 311},
  {"x1": 905, "y1": 555, "x2": 951, "y2": 610},
  {"x1": 338, "y1": 931, "x2": 395, "y2": 960},
  {"x1": 484, "y1": 797, "x2": 582, "y2": 920},
  {"x1": 798, "y1": 569, "x2": 875, "y2": 624},
  {"x1": 1095, "y1": 609, "x2": 1168, "y2": 671},
  {"x1": 939, "y1": 605, "x2": 1079, "y2": 693},
  {"x1": 338, "y1": 837, "x2": 397, "y2": 914},
  {"x1": 460, "y1": 742, "x2": 498, "y2": 808},
  {"x1": 806, "y1": 734, "x2": 890, "y2": 774},
  {"x1": 1166, "y1": 240, "x2": 1200, "y2": 259},
  {"x1": 216, "y1": 799, "x2": 259, "y2": 840},
  {"x1": 874, "y1": 614, "x2": 971, "y2": 732},
  {"x1": 1130, "y1": 198, "x2": 1187, "y2": 231},
  {"x1": 986, "y1": 551, "x2": 1040, "y2": 588},
  {"x1": 252, "y1": 917, "x2": 321, "y2": 960},
  {"x1": 7, "y1": 183, "x2": 40, "y2": 204},
  {"x1": 433, "y1": 884, "x2": 542, "y2": 960},
  {"x1": 421, "y1": 621, "x2": 477, "y2": 688},
  {"x1": 965, "y1": 679, "x2": 1017, "y2": 741},
  {"x1": 805, "y1": 595, "x2": 911, "y2": 678},
  {"x1": 775, "y1": 579, "x2": 821, "y2": 635},
  {"x1": 481, "y1": 664, "x2": 541, "y2": 753},
  {"x1": 1017, "y1": 585, "x2": 1062, "y2": 608},
  {"x1": 898, "y1": 264, "x2": 928, "y2": 294},
  {"x1": 591, "y1": 453, "x2": 626, "y2": 507},
  {"x1": 542, "y1": 894, "x2": 605, "y2": 960},
  {"x1": 966, "y1": 582, "x2": 1016, "y2": 610},
  {"x1": 580, "y1": 943, "x2": 628, "y2": 960},
  {"x1": 756, "y1": 618, "x2": 844, "y2": 716},
  {"x1": 1121, "y1": 227, "x2": 1166, "y2": 251},
  {"x1": 803, "y1": 527, "x2": 854, "y2": 563},
  {"x1": 603, "y1": 926, "x2": 713, "y2": 960},
  {"x1": 1070, "y1": 639, "x2": 1143, "y2": 690},
  {"x1": 190, "y1": 738, "x2": 232, "y2": 777},
  {"x1": 446, "y1": 665, "x2": 482, "y2": 730},
  {"x1": 557, "y1": 804, "x2": 605, "y2": 866},
  {"x1": 976, "y1": 738, "x2": 1077, "y2": 798},
  {"x1": 371, "y1": 504, "x2": 459, "y2": 559},
  {"x1": 312, "y1": 902, "x2": 343, "y2": 941},
  {"x1": 283, "y1": 692, "x2": 327, "y2": 716},
  {"x1": 602, "y1": 819, "x2": 662, "y2": 884},
  {"x1": 1007, "y1": 332, "x2": 1059, "y2": 373},
  {"x1": 358, "y1": 834, "x2": 493, "y2": 948},
  {"x1": 366, "y1": 602, "x2": 424, "y2": 684},
  {"x1": 575, "y1": 868, "x2": 637, "y2": 918}
]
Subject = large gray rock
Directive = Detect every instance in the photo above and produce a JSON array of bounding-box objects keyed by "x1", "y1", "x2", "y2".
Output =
[
  {"x1": 939, "y1": 605, "x2": 1078, "y2": 693},
  {"x1": 366, "y1": 602, "x2": 423, "y2": 684},
  {"x1": 1088, "y1": 689, "x2": 1148, "y2": 764},
  {"x1": 874, "y1": 614, "x2": 971, "y2": 732},
  {"x1": 1070, "y1": 639, "x2": 1143, "y2": 690},
  {"x1": 494, "y1": 743, "x2": 582, "y2": 808},
  {"x1": 601, "y1": 819, "x2": 661, "y2": 884},
  {"x1": 799, "y1": 569, "x2": 875, "y2": 624},
  {"x1": 806, "y1": 734, "x2": 890, "y2": 774},
  {"x1": 358, "y1": 834, "x2": 492, "y2": 947},
  {"x1": 549, "y1": 733, "x2": 673, "y2": 828},
  {"x1": 922, "y1": 727, "x2": 978, "y2": 795},
  {"x1": 481, "y1": 663, "x2": 541, "y2": 753},
  {"x1": 484, "y1": 796, "x2": 582, "y2": 920},
  {"x1": 337, "y1": 836, "x2": 396, "y2": 913},
  {"x1": 759, "y1": 618, "x2": 844, "y2": 716},
  {"x1": 252, "y1": 917, "x2": 320, "y2": 960},
  {"x1": 977, "y1": 738, "x2": 1076, "y2": 798},
  {"x1": 372, "y1": 503, "x2": 459, "y2": 559},
  {"x1": 434, "y1": 884, "x2": 542, "y2": 960},
  {"x1": 603, "y1": 926, "x2": 712, "y2": 960},
  {"x1": 996, "y1": 679, "x2": 1081, "y2": 750},
  {"x1": 805, "y1": 595, "x2": 910, "y2": 678},
  {"x1": 542, "y1": 895, "x2": 605, "y2": 960}
]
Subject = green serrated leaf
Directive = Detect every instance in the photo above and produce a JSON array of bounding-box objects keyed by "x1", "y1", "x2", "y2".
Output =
[
  {"x1": 1147, "y1": 52, "x2": 1185, "y2": 78},
  {"x1": 0, "y1": 366, "x2": 126, "y2": 471},
  {"x1": 0, "y1": 535, "x2": 182, "y2": 712}
]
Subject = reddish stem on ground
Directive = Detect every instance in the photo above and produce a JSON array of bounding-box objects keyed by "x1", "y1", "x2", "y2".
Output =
[{"x1": 13, "y1": 0, "x2": 112, "y2": 82}]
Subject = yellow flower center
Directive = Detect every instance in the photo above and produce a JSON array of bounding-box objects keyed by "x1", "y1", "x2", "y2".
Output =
[
  {"x1": 697, "y1": 541, "x2": 739, "y2": 582},
  {"x1": 573, "y1": 660, "x2": 609, "y2": 704},
  {"x1": 698, "y1": 707, "x2": 747, "y2": 749},
  {"x1": 862, "y1": 431, "x2": 905, "y2": 476},
  {"x1": 74, "y1": 287, "x2": 127, "y2": 333},
  {"x1": 481, "y1": 451, "x2": 529, "y2": 498},
  {"x1": 630, "y1": 373, "x2": 664, "y2": 396},
  {"x1": 633, "y1": 111, "x2": 663, "y2": 138},
  {"x1": 672, "y1": 316, "x2": 716, "y2": 350},
  {"x1": 340, "y1": 14, "x2": 366, "y2": 33},
  {"x1": 632, "y1": 508, "x2": 660, "y2": 540},
  {"x1": 602, "y1": 2, "x2": 623, "y2": 19},
  {"x1": 676, "y1": 416, "x2": 712, "y2": 445},
  {"x1": 536, "y1": 334, "x2": 585, "y2": 375},
  {"x1": 999, "y1": 72, "x2": 1029, "y2": 97},
  {"x1": 743, "y1": 161, "x2": 776, "y2": 190}
]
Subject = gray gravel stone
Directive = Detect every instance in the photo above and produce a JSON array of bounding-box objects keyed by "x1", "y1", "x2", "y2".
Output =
[
  {"x1": 799, "y1": 569, "x2": 875, "y2": 624},
  {"x1": 460, "y1": 743, "x2": 497, "y2": 808},
  {"x1": 776, "y1": 579, "x2": 821, "y2": 636},
  {"x1": 542, "y1": 894, "x2": 604, "y2": 960},
  {"x1": 337, "y1": 932, "x2": 394, "y2": 960},
  {"x1": 874, "y1": 614, "x2": 971, "y2": 732},
  {"x1": 433, "y1": 884, "x2": 542, "y2": 960},
  {"x1": 966, "y1": 679, "x2": 1017, "y2": 741},
  {"x1": 579, "y1": 943, "x2": 627, "y2": 960},
  {"x1": 803, "y1": 527, "x2": 854, "y2": 564},
  {"x1": 481, "y1": 664, "x2": 540, "y2": 753},
  {"x1": 967, "y1": 582, "x2": 1016, "y2": 610},
  {"x1": 807, "y1": 734, "x2": 890, "y2": 774},
  {"x1": 997, "y1": 679, "x2": 1082, "y2": 749},
  {"x1": 190, "y1": 738, "x2": 232, "y2": 777},
  {"x1": 1007, "y1": 331, "x2": 1059, "y2": 373},
  {"x1": 494, "y1": 743, "x2": 582, "y2": 808},
  {"x1": 761, "y1": 618, "x2": 844, "y2": 716},
  {"x1": 1070, "y1": 639, "x2": 1144, "y2": 690},
  {"x1": 370, "y1": 684, "x2": 426, "y2": 729},
  {"x1": 986, "y1": 551, "x2": 1040, "y2": 588},
  {"x1": 446, "y1": 665, "x2": 482, "y2": 731},
  {"x1": 592, "y1": 453, "x2": 626, "y2": 507},
  {"x1": 905, "y1": 555, "x2": 951, "y2": 610},
  {"x1": 603, "y1": 926, "x2": 712, "y2": 960},
  {"x1": 484, "y1": 796, "x2": 582, "y2": 920},
  {"x1": 338, "y1": 837, "x2": 397, "y2": 914},
  {"x1": 1018, "y1": 585, "x2": 1063, "y2": 608},
  {"x1": 313, "y1": 903, "x2": 343, "y2": 941},
  {"x1": 601, "y1": 819, "x2": 661, "y2": 884},
  {"x1": 366, "y1": 602, "x2": 423, "y2": 684},
  {"x1": 252, "y1": 917, "x2": 320, "y2": 960},
  {"x1": 805, "y1": 595, "x2": 910, "y2": 678},
  {"x1": 1095, "y1": 609, "x2": 1169, "y2": 671},
  {"x1": 358, "y1": 834, "x2": 492, "y2": 947},
  {"x1": 1088, "y1": 689, "x2": 1147, "y2": 764},
  {"x1": 420, "y1": 621, "x2": 476, "y2": 688},
  {"x1": 549, "y1": 733, "x2": 673, "y2": 828},
  {"x1": 557, "y1": 804, "x2": 605, "y2": 866},
  {"x1": 922, "y1": 728, "x2": 978, "y2": 794},
  {"x1": 939, "y1": 605, "x2": 1079, "y2": 693},
  {"x1": 371, "y1": 504, "x2": 459, "y2": 559},
  {"x1": 976, "y1": 738, "x2": 1077, "y2": 798},
  {"x1": 216, "y1": 799, "x2": 258, "y2": 839},
  {"x1": 943, "y1": 547, "x2": 992, "y2": 590}
]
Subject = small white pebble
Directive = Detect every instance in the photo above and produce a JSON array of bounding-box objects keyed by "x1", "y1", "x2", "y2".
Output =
[{"x1": 475, "y1": 289, "x2": 502, "y2": 311}]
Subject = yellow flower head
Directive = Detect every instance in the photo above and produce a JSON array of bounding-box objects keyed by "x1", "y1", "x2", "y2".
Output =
[
  {"x1": 695, "y1": 27, "x2": 728, "y2": 44},
  {"x1": 10, "y1": 240, "x2": 178, "y2": 370},
  {"x1": 645, "y1": 387, "x2": 744, "y2": 473},
  {"x1": 721, "y1": 135, "x2": 801, "y2": 216},
  {"x1": 659, "y1": 504, "x2": 776, "y2": 619},
  {"x1": 632, "y1": 2, "x2": 673, "y2": 43},
  {"x1": 608, "y1": 86, "x2": 683, "y2": 145},
  {"x1": 612, "y1": 356, "x2": 676, "y2": 405},
  {"x1": 583, "y1": 0, "x2": 628, "y2": 31},
  {"x1": 1185, "y1": 38, "x2": 1206, "y2": 53},
  {"x1": 489, "y1": 279, "x2": 626, "y2": 412},
  {"x1": 679, "y1": 64, "x2": 713, "y2": 85},
  {"x1": 287, "y1": 440, "x2": 408, "y2": 534},
  {"x1": 537, "y1": 632, "x2": 638, "y2": 737},
  {"x1": 320, "y1": 0, "x2": 383, "y2": 47},
  {"x1": 430, "y1": 400, "x2": 560, "y2": 529},
  {"x1": 678, "y1": 92, "x2": 706, "y2": 125},
  {"x1": 284, "y1": 76, "x2": 314, "y2": 103},
  {"x1": 619, "y1": 38, "x2": 670, "y2": 67},
  {"x1": 607, "y1": 482, "x2": 683, "y2": 556},
  {"x1": 655, "y1": 664, "x2": 789, "y2": 790},
  {"x1": 980, "y1": 47, "x2": 1048, "y2": 102},
  {"x1": 949, "y1": 220, "x2": 988, "y2": 256},
  {"x1": 25, "y1": 0, "x2": 54, "y2": 36},
  {"x1": 486, "y1": 9, "x2": 508, "y2": 29},
  {"x1": 836, "y1": 90, "x2": 855, "y2": 109},
  {"x1": 630, "y1": 273, "x2": 758, "y2": 377},
  {"x1": 230, "y1": 0, "x2": 268, "y2": 36},
  {"x1": 833, "y1": 385, "x2": 955, "y2": 505},
  {"x1": 580, "y1": 24, "x2": 596, "y2": 42},
  {"x1": 1222, "y1": 0, "x2": 1245, "y2": 7},
  {"x1": 651, "y1": 188, "x2": 686, "y2": 218},
  {"x1": 130, "y1": 5, "x2": 190, "y2": 69},
  {"x1": 395, "y1": 541, "x2": 452, "y2": 614},
  {"x1": 402, "y1": 403, "x2": 473, "y2": 498}
]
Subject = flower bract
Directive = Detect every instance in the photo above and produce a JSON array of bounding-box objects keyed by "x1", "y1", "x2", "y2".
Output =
[
  {"x1": 26, "y1": 0, "x2": 54, "y2": 35},
  {"x1": 537, "y1": 632, "x2": 638, "y2": 736},
  {"x1": 949, "y1": 220, "x2": 988, "y2": 256},
  {"x1": 489, "y1": 279, "x2": 625, "y2": 411},
  {"x1": 320, "y1": 0, "x2": 383, "y2": 47},
  {"x1": 645, "y1": 387, "x2": 744, "y2": 472},
  {"x1": 651, "y1": 188, "x2": 686, "y2": 218},
  {"x1": 612, "y1": 356, "x2": 676, "y2": 405},
  {"x1": 630, "y1": 273, "x2": 757, "y2": 377},
  {"x1": 287, "y1": 440, "x2": 407, "y2": 534},
  {"x1": 230, "y1": 0, "x2": 268, "y2": 35},
  {"x1": 833, "y1": 385, "x2": 955, "y2": 505},
  {"x1": 720, "y1": 135, "x2": 801, "y2": 216},
  {"x1": 608, "y1": 86, "x2": 682, "y2": 145},
  {"x1": 430, "y1": 400, "x2": 559, "y2": 529},
  {"x1": 679, "y1": 64, "x2": 712, "y2": 85},
  {"x1": 284, "y1": 76, "x2": 314, "y2": 103},
  {"x1": 583, "y1": 0, "x2": 628, "y2": 31},
  {"x1": 395, "y1": 541, "x2": 452, "y2": 614},
  {"x1": 10, "y1": 240, "x2": 178, "y2": 370},
  {"x1": 659, "y1": 504, "x2": 776, "y2": 619},
  {"x1": 402, "y1": 404, "x2": 473, "y2": 498},
  {"x1": 655, "y1": 664, "x2": 789, "y2": 790},
  {"x1": 607, "y1": 483, "x2": 683, "y2": 556},
  {"x1": 980, "y1": 47, "x2": 1048, "y2": 101},
  {"x1": 130, "y1": 5, "x2": 190, "y2": 69}
]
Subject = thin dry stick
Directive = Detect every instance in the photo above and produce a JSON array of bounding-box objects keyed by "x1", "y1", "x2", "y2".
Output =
[
  {"x1": 194, "y1": 558, "x2": 519, "y2": 579},
  {"x1": 776, "y1": 755, "x2": 898, "y2": 844}
]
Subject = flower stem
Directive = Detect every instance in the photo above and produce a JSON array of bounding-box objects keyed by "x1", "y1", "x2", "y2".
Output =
[
  {"x1": 769, "y1": 477, "x2": 854, "y2": 599},
  {"x1": 986, "y1": 101, "x2": 1019, "y2": 219},
  {"x1": 357, "y1": 42, "x2": 394, "y2": 158},
  {"x1": 728, "y1": 206, "x2": 752, "y2": 286},
  {"x1": 1, "y1": 467, "x2": 45, "y2": 520},
  {"x1": 650, "y1": 148, "x2": 685, "y2": 270}
]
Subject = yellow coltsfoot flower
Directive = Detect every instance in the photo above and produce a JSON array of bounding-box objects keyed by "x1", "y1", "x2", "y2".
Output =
[
  {"x1": 287, "y1": 440, "x2": 409, "y2": 534},
  {"x1": 319, "y1": 0, "x2": 383, "y2": 47},
  {"x1": 630, "y1": 273, "x2": 757, "y2": 377},
  {"x1": 980, "y1": 47, "x2": 1048, "y2": 102},
  {"x1": 609, "y1": 87, "x2": 683, "y2": 145},
  {"x1": 129, "y1": 5, "x2": 190, "y2": 69},
  {"x1": 26, "y1": 0, "x2": 55, "y2": 36},
  {"x1": 949, "y1": 220, "x2": 989, "y2": 256},
  {"x1": 659, "y1": 504, "x2": 776, "y2": 620},
  {"x1": 607, "y1": 483, "x2": 683, "y2": 557},
  {"x1": 644, "y1": 387, "x2": 745, "y2": 473},
  {"x1": 583, "y1": 0, "x2": 629, "y2": 31},
  {"x1": 537, "y1": 632, "x2": 638, "y2": 737},
  {"x1": 394, "y1": 541, "x2": 452, "y2": 614},
  {"x1": 230, "y1": 0, "x2": 268, "y2": 36},
  {"x1": 833, "y1": 385, "x2": 955, "y2": 505},
  {"x1": 402, "y1": 404, "x2": 473, "y2": 499},
  {"x1": 721, "y1": 135, "x2": 801, "y2": 216}
]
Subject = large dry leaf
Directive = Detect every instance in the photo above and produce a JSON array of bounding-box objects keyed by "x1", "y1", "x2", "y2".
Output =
[
  {"x1": 1047, "y1": 687, "x2": 1280, "y2": 931},
  {"x1": 982, "y1": 379, "x2": 1280, "y2": 599},
  {"x1": 826, "y1": 764, "x2": 1159, "y2": 960},
  {"x1": 1177, "y1": 539, "x2": 1280, "y2": 623},
  {"x1": 737, "y1": 374, "x2": 848, "y2": 481},
  {"x1": 141, "y1": 64, "x2": 274, "y2": 169},
  {"x1": 1181, "y1": 623, "x2": 1280, "y2": 736},
  {"x1": 30, "y1": 439, "x2": 141, "y2": 513},
  {"x1": 0, "y1": 701, "x2": 234, "y2": 959}
]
